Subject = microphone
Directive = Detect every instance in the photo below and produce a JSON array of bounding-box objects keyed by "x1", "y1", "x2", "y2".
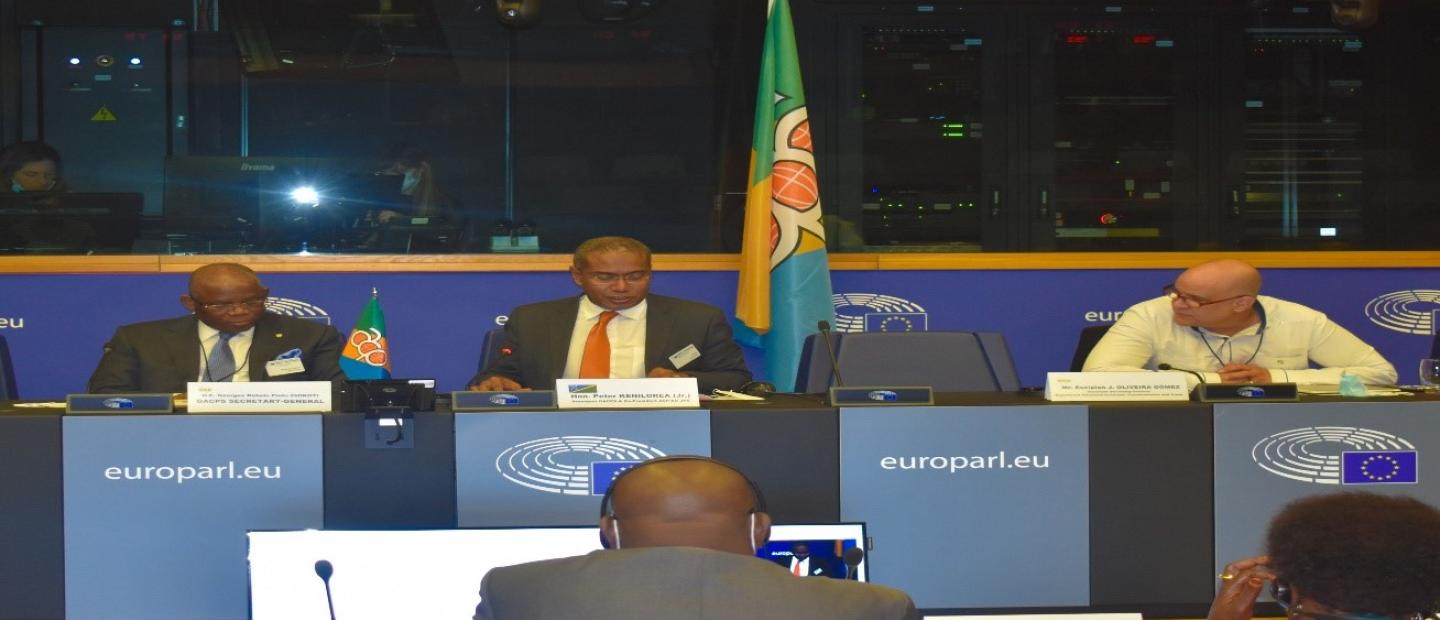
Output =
[
  {"x1": 1157, "y1": 363, "x2": 1207, "y2": 388},
  {"x1": 843, "y1": 547, "x2": 865, "y2": 580},
  {"x1": 817, "y1": 321, "x2": 845, "y2": 388},
  {"x1": 314, "y1": 559, "x2": 337, "y2": 620}
]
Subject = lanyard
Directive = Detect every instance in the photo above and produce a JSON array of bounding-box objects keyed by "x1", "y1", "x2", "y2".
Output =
[{"x1": 1194, "y1": 303, "x2": 1267, "y2": 367}]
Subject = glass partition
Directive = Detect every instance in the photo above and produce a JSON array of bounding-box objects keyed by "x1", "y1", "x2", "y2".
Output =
[{"x1": 2, "y1": 0, "x2": 1437, "y2": 255}]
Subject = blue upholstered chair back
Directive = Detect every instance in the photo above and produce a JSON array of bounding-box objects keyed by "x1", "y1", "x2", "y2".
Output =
[
  {"x1": 1070, "y1": 324, "x2": 1113, "y2": 372},
  {"x1": 0, "y1": 334, "x2": 17, "y2": 400},
  {"x1": 834, "y1": 332, "x2": 999, "y2": 392},
  {"x1": 976, "y1": 332, "x2": 1021, "y2": 391},
  {"x1": 796, "y1": 331, "x2": 1016, "y2": 393}
]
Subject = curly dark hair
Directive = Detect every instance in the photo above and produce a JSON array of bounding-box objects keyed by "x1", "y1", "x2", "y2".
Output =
[
  {"x1": 0, "y1": 141, "x2": 63, "y2": 182},
  {"x1": 1266, "y1": 492, "x2": 1440, "y2": 618}
]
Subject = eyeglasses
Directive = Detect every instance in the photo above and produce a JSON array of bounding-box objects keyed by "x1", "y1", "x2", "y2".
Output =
[
  {"x1": 193, "y1": 298, "x2": 266, "y2": 313},
  {"x1": 1163, "y1": 284, "x2": 1250, "y2": 308},
  {"x1": 1272, "y1": 579, "x2": 1397, "y2": 620},
  {"x1": 587, "y1": 271, "x2": 650, "y2": 284}
]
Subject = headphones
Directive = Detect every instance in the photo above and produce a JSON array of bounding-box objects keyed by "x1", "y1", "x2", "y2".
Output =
[{"x1": 598, "y1": 455, "x2": 768, "y2": 552}]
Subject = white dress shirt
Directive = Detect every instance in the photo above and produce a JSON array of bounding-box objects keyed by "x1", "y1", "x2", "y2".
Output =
[
  {"x1": 562, "y1": 296, "x2": 647, "y2": 379},
  {"x1": 1083, "y1": 295, "x2": 1397, "y2": 386},
  {"x1": 196, "y1": 322, "x2": 255, "y2": 382},
  {"x1": 789, "y1": 556, "x2": 813, "y2": 577}
]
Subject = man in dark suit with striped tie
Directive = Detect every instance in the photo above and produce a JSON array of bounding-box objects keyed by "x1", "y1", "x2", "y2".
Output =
[{"x1": 87, "y1": 262, "x2": 344, "y2": 393}]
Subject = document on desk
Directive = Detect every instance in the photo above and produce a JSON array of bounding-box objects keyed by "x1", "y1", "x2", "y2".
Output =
[{"x1": 1298, "y1": 384, "x2": 1412, "y2": 397}]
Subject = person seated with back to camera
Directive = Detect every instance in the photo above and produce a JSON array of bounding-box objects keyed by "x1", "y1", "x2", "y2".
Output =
[
  {"x1": 1209, "y1": 492, "x2": 1440, "y2": 620},
  {"x1": 1083, "y1": 259, "x2": 1396, "y2": 386},
  {"x1": 468, "y1": 236, "x2": 753, "y2": 394},
  {"x1": 472, "y1": 456, "x2": 919, "y2": 620}
]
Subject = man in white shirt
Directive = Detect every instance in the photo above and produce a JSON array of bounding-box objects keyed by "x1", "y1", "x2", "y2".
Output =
[
  {"x1": 1083, "y1": 259, "x2": 1396, "y2": 386},
  {"x1": 468, "y1": 236, "x2": 752, "y2": 393}
]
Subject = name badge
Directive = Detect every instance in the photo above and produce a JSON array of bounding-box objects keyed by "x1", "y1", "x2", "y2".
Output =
[
  {"x1": 668, "y1": 344, "x2": 701, "y2": 370},
  {"x1": 265, "y1": 358, "x2": 306, "y2": 377}
]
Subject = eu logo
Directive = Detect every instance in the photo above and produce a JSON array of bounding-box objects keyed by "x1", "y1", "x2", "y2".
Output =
[
  {"x1": 1341, "y1": 451, "x2": 1418, "y2": 485},
  {"x1": 590, "y1": 461, "x2": 642, "y2": 495},
  {"x1": 864, "y1": 313, "x2": 928, "y2": 332}
]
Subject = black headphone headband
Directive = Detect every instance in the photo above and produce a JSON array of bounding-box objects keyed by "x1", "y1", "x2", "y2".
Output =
[{"x1": 598, "y1": 455, "x2": 769, "y2": 517}]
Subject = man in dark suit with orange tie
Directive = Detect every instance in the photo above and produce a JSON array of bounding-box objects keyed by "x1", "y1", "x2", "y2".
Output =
[{"x1": 468, "y1": 236, "x2": 751, "y2": 393}]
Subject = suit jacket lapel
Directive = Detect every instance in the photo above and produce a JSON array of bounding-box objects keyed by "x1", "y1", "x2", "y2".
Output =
[
  {"x1": 644, "y1": 296, "x2": 675, "y2": 371},
  {"x1": 248, "y1": 314, "x2": 279, "y2": 381},
  {"x1": 547, "y1": 298, "x2": 581, "y2": 381},
  {"x1": 168, "y1": 316, "x2": 202, "y2": 382}
]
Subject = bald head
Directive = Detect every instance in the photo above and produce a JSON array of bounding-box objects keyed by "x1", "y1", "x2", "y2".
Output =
[
  {"x1": 180, "y1": 263, "x2": 269, "y2": 333},
  {"x1": 188, "y1": 263, "x2": 262, "y2": 293},
  {"x1": 1169, "y1": 259, "x2": 1263, "y2": 334},
  {"x1": 1178, "y1": 259, "x2": 1262, "y2": 298},
  {"x1": 600, "y1": 458, "x2": 771, "y2": 555}
]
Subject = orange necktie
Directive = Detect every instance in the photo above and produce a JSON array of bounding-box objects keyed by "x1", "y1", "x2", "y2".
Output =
[{"x1": 578, "y1": 311, "x2": 619, "y2": 378}]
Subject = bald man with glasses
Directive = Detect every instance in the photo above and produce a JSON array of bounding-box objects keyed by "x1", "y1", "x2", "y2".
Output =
[{"x1": 1083, "y1": 259, "x2": 1396, "y2": 386}]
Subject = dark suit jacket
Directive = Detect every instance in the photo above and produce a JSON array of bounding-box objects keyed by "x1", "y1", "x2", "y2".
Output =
[
  {"x1": 776, "y1": 555, "x2": 834, "y2": 577},
  {"x1": 87, "y1": 313, "x2": 345, "y2": 393},
  {"x1": 470, "y1": 294, "x2": 752, "y2": 393},
  {"x1": 473, "y1": 547, "x2": 919, "y2": 620}
]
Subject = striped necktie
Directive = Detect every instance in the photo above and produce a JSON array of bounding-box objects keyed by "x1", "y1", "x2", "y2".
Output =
[{"x1": 207, "y1": 331, "x2": 238, "y2": 382}]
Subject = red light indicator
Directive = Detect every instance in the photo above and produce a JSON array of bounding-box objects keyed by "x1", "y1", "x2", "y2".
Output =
[
  {"x1": 1065, "y1": 34, "x2": 1089, "y2": 45},
  {"x1": 1099, "y1": 212, "x2": 1119, "y2": 225},
  {"x1": 1133, "y1": 34, "x2": 1157, "y2": 45}
]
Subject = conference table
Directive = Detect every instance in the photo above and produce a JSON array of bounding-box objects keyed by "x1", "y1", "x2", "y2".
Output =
[{"x1": 3, "y1": 392, "x2": 1437, "y2": 620}]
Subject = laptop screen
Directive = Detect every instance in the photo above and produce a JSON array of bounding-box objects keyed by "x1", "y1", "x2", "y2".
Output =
[{"x1": 247, "y1": 523, "x2": 868, "y2": 620}]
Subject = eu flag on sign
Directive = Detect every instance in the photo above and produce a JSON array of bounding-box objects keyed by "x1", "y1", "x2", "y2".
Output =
[
  {"x1": 590, "y1": 461, "x2": 643, "y2": 495},
  {"x1": 864, "y1": 313, "x2": 928, "y2": 332},
  {"x1": 1341, "y1": 451, "x2": 1418, "y2": 485}
]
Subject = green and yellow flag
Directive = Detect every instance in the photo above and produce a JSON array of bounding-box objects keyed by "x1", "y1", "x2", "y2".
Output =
[
  {"x1": 340, "y1": 288, "x2": 391, "y2": 380},
  {"x1": 734, "y1": 0, "x2": 836, "y2": 391}
]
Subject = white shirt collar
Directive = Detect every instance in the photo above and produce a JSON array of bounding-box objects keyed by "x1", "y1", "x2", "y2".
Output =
[
  {"x1": 578, "y1": 295, "x2": 647, "y2": 321},
  {"x1": 197, "y1": 320, "x2": 256, "y2": 342}
]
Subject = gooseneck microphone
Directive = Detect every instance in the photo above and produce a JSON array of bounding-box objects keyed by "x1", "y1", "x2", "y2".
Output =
[
  {"x1": 314, "y1": 559, "x2": 337, "y2": 620},
  {"x1": 842, "y1": 546, "x2": 865, "y2": 580},
  {"x1": 817, "y1": 321, "x2": 845, "y2": 388},
  {"x1": 1157, "y1": 363, "x2": 1207, "y2": 387}
]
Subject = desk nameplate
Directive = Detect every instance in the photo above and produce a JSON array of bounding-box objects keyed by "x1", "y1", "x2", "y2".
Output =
[
  {"x1": 452, "y1": 390, "x2": 556, "y2": 411},
  {"x1": 186, "y1": 381, "x2": 333, "y2": 413},
  {"x1": 65, "y1": 393, "x2": 174, "y2": 414},
  {"x1": 830, "y1": 386, "x2": 934, "y2": 406},
  {"x1": 554, "y1": 378, "x2": 699, "y2": 409},
  {"x1": 1044, "y1": 372, "x2": 1190, "y2": 402}
]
